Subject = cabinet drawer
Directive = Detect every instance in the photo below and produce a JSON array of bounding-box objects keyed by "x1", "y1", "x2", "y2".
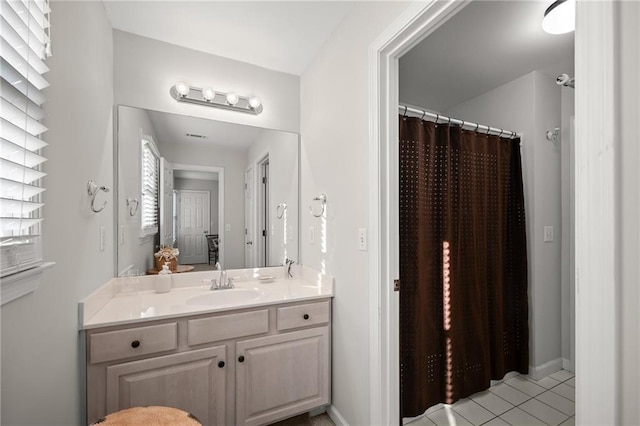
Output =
[
  {"x1": 89, "y1": 323, "x2": 177, "y2": 364},
  {"x1": 188, "y1": 310, "x2": 269, "y2": 346},
  {"x1": 276, "y1": 300, "x2": 330, "y2": 331}
]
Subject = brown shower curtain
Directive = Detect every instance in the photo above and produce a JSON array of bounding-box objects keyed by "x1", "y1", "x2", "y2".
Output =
[{"x1": 399, "y1": 116, "x2": 529, "y2": 417}]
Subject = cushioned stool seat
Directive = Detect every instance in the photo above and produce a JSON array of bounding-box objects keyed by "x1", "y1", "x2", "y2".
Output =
[{"x1": 90, "y1": 406, "x2": 202, "y2": 425}]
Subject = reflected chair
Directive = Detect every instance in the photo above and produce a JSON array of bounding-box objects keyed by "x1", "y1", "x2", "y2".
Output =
[{"x1": 206, "y1": 234, "x2": 219, "y2": 264}]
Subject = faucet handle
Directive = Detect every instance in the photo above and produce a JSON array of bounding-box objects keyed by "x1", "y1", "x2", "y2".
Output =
[{"x1": 209, "y1": 278, "x2": 219, "y2": 290}]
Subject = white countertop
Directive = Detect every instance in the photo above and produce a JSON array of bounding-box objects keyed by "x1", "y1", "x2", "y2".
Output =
[{"x1": 79, "y1": 265, "x2": 333, "y2": 330}]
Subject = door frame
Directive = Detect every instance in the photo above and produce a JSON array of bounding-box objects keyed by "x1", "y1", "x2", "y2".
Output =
[
  {"x1": 173, "y1": 163, "x2": 225, "y2": 267},
  {"x1": 257, "y1": 155, "x2": 270, "y2": 267},
  {"x1": 368, "y1": 1, "x2": 619, "y2": 424}
]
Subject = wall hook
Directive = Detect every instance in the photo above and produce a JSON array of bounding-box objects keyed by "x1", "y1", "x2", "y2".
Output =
[
  {"x1": 276, "y1": 202, "x2": 287, "y2": 219},
  {"x1": 310, "y1": 193, "x2": 327, "y2": 218},
  {"x1": 87, "y1": 180, "x2": 110, "y2": 213},
  {"x1": 126, "y1": 197, "x2": 139, "y2": 216}
]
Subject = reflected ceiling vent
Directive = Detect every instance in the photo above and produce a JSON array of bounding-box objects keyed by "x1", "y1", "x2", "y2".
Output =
[{"x1": 186, "y1": 133, "x2": 207, "y2": 139}]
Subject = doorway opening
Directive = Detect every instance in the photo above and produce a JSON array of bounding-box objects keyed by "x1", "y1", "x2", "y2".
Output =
[{"x1": 171, "y1": 164, "x2": 225, "y2": 267}]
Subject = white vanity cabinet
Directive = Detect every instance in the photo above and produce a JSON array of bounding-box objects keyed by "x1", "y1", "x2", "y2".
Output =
[{"x1": 85, "y1": 298, "x2": 331, "y2": 426}]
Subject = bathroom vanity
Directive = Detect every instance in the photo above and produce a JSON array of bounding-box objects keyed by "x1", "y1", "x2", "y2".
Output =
[{"x1": 79, "y1": 267, "x2": 333, "y2": 426}]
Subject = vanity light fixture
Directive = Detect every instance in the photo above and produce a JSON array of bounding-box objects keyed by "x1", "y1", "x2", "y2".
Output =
[
  {"x1": 170, "y1": 82, "x2": 263, "y2": 115},
  {"x1": 542, "y1": 0, "x2": 575, "y2": 35}
]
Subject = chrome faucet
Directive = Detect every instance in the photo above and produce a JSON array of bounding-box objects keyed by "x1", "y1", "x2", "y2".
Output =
[
  {"x1": 210, "y1": 262, "x2": 234, "y2": 290},
  {"x1": 284, "y1": 258, "x2": 295, "y2": 278}
]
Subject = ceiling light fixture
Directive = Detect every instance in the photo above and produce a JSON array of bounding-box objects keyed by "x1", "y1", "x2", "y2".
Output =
[
  {"x1": 542, "y1": 0, "x2": 575, "y2": 35},
  {"x1": 169, "y1": 82, "x2": 263, "y2": 115}
]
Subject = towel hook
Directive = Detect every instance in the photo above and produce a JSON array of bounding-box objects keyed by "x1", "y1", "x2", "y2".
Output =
[
  {"x1": 126, "y1": 197, "x2": 139, "y2": 216},
  {"x1": 309, "y1": 193, "x2": 327, "y2": 218},
  {"x1": 276, "y1": 202, "x2": 287, "y2": 220},
  {"x1": 87, "y1": 180, "x2": 110, "y2": 213}
]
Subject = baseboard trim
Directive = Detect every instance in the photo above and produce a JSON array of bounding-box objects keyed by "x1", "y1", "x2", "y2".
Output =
[
  {"x1": 562, "y1": 357, "x2": 574, "y2": 372},
  {"x1": 529, "y1": 358, "x2": 563, "y2": 380},
  {"x1": 327, "y1": 405, "x2": 349, "y2": 426}
]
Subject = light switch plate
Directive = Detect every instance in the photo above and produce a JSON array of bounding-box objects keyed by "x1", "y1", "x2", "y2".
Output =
[
  {"x1": 544, "y1": 226, "x2": 554, "y2": 242},
  {"x1": 99, "y1": 226, "x2": 105, "y2": 251},
  {"x1": 358, "y1": 228, "x2": 367, "y2": 251}
]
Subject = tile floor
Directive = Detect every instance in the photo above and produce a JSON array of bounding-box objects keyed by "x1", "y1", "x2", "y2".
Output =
[{"x1": 405, "y1": 370, "x2": 575, "y2": 426}]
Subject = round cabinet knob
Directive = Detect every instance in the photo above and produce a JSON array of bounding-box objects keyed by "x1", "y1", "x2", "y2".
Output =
[
  {"x1": 218, "y1": 361, "x2": 225, "y2": 368},
  {"x1": 303, "y1": 314, "x2": 310, "y2": 320},
  {"x1": 238, "y1": 355, "x2": 245, "y2": 363},
  {"x1": 131, "y1": 340, "x2": 141, "y2": 348}
]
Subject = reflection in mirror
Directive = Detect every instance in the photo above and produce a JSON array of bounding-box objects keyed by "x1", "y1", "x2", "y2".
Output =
[{"x1": 116, "y1": 105, "x2": 299, "y2": 276}]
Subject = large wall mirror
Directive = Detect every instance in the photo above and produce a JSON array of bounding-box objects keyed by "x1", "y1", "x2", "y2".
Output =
[{"x1": 116, "y1": 105, "x2": 299, "y2": 276}]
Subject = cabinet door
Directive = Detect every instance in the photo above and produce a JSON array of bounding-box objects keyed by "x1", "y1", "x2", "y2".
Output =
[
  {"x1": 235, "y1": 327, "x2": 330, "y2": 426},
  {"x1": 106, "y1": 346, "x2": 226, "y2": 425}
]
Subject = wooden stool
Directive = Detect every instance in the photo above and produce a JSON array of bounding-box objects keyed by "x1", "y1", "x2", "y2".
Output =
[{"x1": 90, "y1": 406, "x2": 202, "y2": 425}]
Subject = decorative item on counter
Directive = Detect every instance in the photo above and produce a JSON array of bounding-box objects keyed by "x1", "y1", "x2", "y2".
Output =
[
  {"x1": 154, "y1": 245, "x2": 179, "y2": 271},
  {"x1": 156, "y1": 263, "x2": 172, "y2": 294}
]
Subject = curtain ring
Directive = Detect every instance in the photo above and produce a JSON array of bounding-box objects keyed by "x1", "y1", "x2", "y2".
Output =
[
  {"x1": 403, "y1": 106, "x2": 408, "y2": 117},
  {"x1": 420, "y1": 110, "x2": 426, "y2": 121},
  {"x1": 498, "y1": 129, "x2": 505, "y2": 138},
  {"x1": 511, "y1": 131, "x2": 517, "y2": 138},
  {"x1": 474, "y1": 123, "x2": 480, "y2": 132},
  {"x1": 435, "y1": 113, "x2": 440, "y2": 124}
]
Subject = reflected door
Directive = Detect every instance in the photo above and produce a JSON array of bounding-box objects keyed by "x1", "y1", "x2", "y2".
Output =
[{"x1": 177, "y1": 190, "x2": 210, "y2": 264}]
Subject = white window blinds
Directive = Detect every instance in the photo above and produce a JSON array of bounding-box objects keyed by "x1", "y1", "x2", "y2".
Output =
[
  {"x1": 141, "y1": 137, "x2": 159, "y2": 236},
  {"x1": 0, "y1": 0, "x2": 51, "y2": 278}
]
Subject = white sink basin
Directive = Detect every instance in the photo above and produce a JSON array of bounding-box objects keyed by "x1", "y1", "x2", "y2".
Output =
[{"x1": 186, "y1": 288, "x2": 263, "y2": 306}]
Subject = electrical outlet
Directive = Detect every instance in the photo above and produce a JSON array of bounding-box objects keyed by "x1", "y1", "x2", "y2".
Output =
[
  {"x1": 358, "y1": 228, "x2": 367, "y2": 251},
  {"x1": 225, "y1": 224, "x2": 231, "y2": 232},
  {"x1": 544, "y1": 226, "x2": 554, "y2": 242}
]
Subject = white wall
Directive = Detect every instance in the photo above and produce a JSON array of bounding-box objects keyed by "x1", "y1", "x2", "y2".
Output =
[
  {"x1": 0, "y1": 2, "x2": 114, "y2": 424},
  {"x1": 114, "y1": 30, "x2": 300, "y2": 133},
  {"x1": 247, "y1": 131, "x2": 299, "y2": 266},
  {"x1": 117, "y1": 106, "x2": 158, "y2": 275},
  {"x1": 444, "y1": 71, "x2": 563, "y2": 377},
  {"x1": 618, "y1": 2, "x2": 640, "y2": 422},
  {"x1": 300, "y1": 2, "x2": 411, "y2": 424}
]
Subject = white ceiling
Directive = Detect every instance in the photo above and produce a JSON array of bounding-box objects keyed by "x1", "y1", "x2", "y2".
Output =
[
  {"x1": 103, "y1": 1, "x2": 355, "y2": 75},
  {"x1": 147, "y1": 109, "x2": 266, "y2": 150},
  {"x1": 400, "y1": 0, "x2": 574, "y2": 112}
]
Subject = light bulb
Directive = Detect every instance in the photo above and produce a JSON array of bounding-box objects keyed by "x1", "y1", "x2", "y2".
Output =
[
  {"x1": 175, "y1": 81, "x2": 190, "y2": 96},
  {"x1": 226, "y1": 92, "x2": 239, "y2": 105},
  {"x1": 249, "y1": 97, "x2": 261, "y2": 109},
  {"x1": 542, "y1": 0, "x2": 575, "y2": 35},
  {"x1": 202, "y1": 87, "x2": 215, "y2": 101}
]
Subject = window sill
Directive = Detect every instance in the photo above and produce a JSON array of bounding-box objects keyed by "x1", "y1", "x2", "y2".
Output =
[{"x1": 1, "y1": 262, "x2": 56, "y2": 306}]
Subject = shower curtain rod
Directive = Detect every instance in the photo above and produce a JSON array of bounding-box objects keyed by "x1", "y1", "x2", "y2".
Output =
[{"x1": 399, "y1": 105, "x2": 520, "y2": 139}]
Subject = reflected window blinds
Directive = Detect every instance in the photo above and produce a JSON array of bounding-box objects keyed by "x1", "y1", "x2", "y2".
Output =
[
  {"x1": 141, "y1": 137, "x2": 159, "y2": 236},
  {"x1": 0, "y1": 0, "x2": 51, "y2": 278}
]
